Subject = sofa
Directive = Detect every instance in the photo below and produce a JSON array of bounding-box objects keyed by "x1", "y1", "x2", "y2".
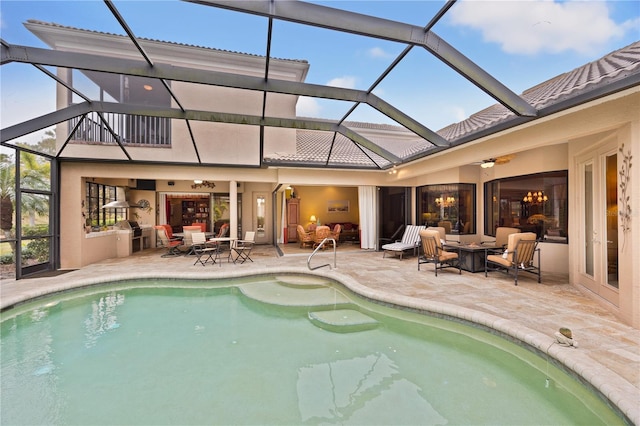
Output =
[{"x1": 326, "y1": 222, "x2": 359, "y2": 243}]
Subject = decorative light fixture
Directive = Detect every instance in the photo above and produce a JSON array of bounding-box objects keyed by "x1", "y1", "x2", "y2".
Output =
[
  {"x1": 435, "y1": 196, "x2": 455, "y2": 207},
  {"x1": 309, "y1": 215, "x2": 317, "y2": 223},
  {"x1": 523, "y1": 191, "x2": 548, "y2": 204},
  {"x1": 191, "y1": 180, "x2": 216, "y2": 189},
  {"x1": 480, "y1": 159, "x2": 495, "y2": 168}
]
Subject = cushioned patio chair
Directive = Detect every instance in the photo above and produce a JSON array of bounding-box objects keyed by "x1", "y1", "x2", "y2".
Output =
[
  {"x1": 418, "y1": 229, "x2": 461, "y2": 275},
  {"x1": 485, "y1": 232, "x2": 541, "y2": 285},
  {"x1": 482, "y1": 227, "x2": 519, "y2": 250},
  {"x1": 381, "y1": 225, "x2": 425, "y2": 260},
  {"x1": 161, "y1": 224, "x2": 181, "y2": 242},
  {"x1": 155, "y1": 225, "x2": 182, "y2": 257},
  {"x1": 297, "y1": 225, "x2": 314, "y2": 248}
]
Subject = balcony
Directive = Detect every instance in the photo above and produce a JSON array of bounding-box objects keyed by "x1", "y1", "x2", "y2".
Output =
[{"x1": 68, "y1": 112, "x2": 171, "y2": 146}]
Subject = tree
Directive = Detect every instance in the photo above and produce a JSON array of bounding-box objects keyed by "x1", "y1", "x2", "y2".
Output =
[{"x1": 0, "y1": 159, "x2": 15, "y2": 237}]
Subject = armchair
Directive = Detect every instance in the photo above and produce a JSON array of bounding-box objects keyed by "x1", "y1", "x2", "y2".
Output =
[{"x1": 297, "y1": 225, "x2": 314, "y2": 248}]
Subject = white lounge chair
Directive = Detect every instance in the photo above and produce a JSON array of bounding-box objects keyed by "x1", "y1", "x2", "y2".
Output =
[{"x1": 381, "y1": 225, "x2": 425, "y2": 260}]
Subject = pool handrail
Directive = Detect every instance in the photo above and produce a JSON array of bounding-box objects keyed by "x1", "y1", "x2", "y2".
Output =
[{"x1": 307, "y1": 237, "x2": 337, "y2": 270}]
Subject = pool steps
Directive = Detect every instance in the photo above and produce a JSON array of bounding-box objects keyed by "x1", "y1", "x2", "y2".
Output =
[
  {"x1": 238, "y1": 276, "x2": 379, "y2": 333},
  {"x1": 308, "y1": 309, "x2": 379, "y2": 333}
]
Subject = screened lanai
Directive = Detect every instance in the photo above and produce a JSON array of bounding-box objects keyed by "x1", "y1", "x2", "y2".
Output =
[
  {"x1": 3, "y1": 0, "x2": 638, "y2": 167},
  {"x1": 1, "y1": 1, "x2": 639, "y2": 283}
]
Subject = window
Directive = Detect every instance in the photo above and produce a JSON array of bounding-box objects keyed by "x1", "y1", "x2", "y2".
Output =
[
  {"x1": 86, "y1": 182, "x2": 124, "y2": 228},
  {"x1": 484, "y1": 171, "x2": 568, "y2": 243},
  {"x1": 417, "y1": 184, "x2": 476, "y2": 235}
]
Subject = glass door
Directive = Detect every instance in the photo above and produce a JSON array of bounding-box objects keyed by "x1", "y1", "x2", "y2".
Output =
[
  {"x1": 254, "y1": 192, "x2": 269, "y2": 244},
  {"x1": 577, "y1": 141, "x2": 619, "y2": 306}
]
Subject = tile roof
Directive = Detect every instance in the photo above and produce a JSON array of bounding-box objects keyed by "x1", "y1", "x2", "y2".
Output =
[
  {"x1": 437, "y1": 41, "x2": 640, "y2": 143},
  {"x1": 269, "y1": 41, "x2": 640, "y2": 168}
]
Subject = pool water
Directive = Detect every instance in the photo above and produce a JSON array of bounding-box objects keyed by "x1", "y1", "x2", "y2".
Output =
[{"x1": 0, "y1": 276, "x2": 624, "y2": 425}]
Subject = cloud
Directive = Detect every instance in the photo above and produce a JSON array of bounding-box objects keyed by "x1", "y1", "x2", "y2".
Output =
[
  {"x1": 450, "y1": 106, "x2": 467, "y2": 123},
  {"x1": 296, "y1": 96, "x2": 321, "y2": 117},
  {"x1": 326, "y1": 76, "x2": 357, "y2": 89},
  {"x1": 367, "y1": 47, "x2": 392, "y2": 59},
  {"x1": 449, "y1": 1, "x2": 626, "y2": 55}
]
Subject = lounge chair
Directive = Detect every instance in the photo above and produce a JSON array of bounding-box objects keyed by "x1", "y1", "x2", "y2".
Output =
[
  {"x1": 418, "y1": 229, "x2": 461, "y2": 275},
  {"x1": 378, "y1": 224, "x2": 404, "y2": 249},
  {"x1": 382, "y1": 225, "x2": 425, "y2": 260},
  {"x1": 232, "y1": 231, "x2": 255, "y2": 264},
  {"x1": 154, "y1": 225, "x2": 182, "y2": 257},
  {"x1": 297, "y1": 225, "x2": 314, "y2": 248},
  {"x1": 485, "y1": 232, "x2": 541, "y2": 285}
]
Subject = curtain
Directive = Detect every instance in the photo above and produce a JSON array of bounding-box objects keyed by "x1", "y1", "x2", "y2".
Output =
[
  {"x1": 278, "y1": 191, "x2": 286, "y2": 243},
  {"x1": 158, "y1": 193, "x2": 168, "y2": 224},
  {"x1": 358, "y1": 186, "x2": 377, "y2": 250}
]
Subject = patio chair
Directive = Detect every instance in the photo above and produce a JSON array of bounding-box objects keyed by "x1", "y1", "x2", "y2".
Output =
[
  {"x1": 482, "y1": 227, "x2": 519, "y2": 250},
  {"x1": 191, "y1": 222, "x2": 206, "y2": 233},
  {"x1": 297, "y1": 225, "x2": 314, "y2": 248},
  {"x1": 232, "y1": 231, "x2": 255, "y2": 264},
  {"x1": 485, "y1": 232, "x2": 541, "y2": 285},
  {"x1": 192, "y1": 232, "x2": 220, "y2": 266},
  {"x1": 180, "y1": 225, "x2": 202, "y2": 254},
  {"x1": 381, "y1": 225, "x2": 425, "y2": 260},
  {"x1": 161, "y1": 224, "x2": 181, "y2": 241},
  {"x1": 418, "y1": 229, "x2": 461, "y2": 276},
  {"x1": 154, "y1": 226, "x2": 182, "y2": 257}
]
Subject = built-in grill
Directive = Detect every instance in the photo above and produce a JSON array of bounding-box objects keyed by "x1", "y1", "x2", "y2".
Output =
[
  {"x1": 117, "y1": 219, "x2": 142, "y2": 237},
  {"x1": 127, "y1": 220, "x2": 143, "y2": 238}
]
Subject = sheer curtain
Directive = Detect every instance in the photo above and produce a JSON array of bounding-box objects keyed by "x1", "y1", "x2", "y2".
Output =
[
  {"x1": 158, "y1": 193, "x2": 168, "y2": 224},
  {"x1": 278, "y1": 191, "x2": 286, "y2": 244},
  {"x1": 358, "y1": 186, "x2": 377, "y2": 250}
]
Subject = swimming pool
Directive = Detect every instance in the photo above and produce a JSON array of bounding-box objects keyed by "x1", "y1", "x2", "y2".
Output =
[{"x1": 0, "y1": 275, "x2": 625, "y2": 425}]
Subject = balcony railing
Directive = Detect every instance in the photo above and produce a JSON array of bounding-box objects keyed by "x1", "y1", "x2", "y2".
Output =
[{"x1": 68, "y1": 112, "x2": 171, "y2": 146}]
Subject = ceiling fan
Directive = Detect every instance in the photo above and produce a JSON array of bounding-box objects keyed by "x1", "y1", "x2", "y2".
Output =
[{"x1": 477, "y1": 154, "x2": 515, "y2": 168}]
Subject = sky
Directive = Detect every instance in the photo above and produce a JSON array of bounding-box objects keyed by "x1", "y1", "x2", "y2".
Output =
[{"x1": 1, "y1": 0, "x2": 639, "y2": 145}]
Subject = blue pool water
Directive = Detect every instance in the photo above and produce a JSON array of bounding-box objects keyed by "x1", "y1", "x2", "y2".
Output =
[{"x1": 0, "y1": 276, "x2": 624, "y2": 425}]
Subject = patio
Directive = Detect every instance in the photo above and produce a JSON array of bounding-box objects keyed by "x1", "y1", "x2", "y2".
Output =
[{"x1": 1, "y1": 244, "x2": 638, "y2": 424}]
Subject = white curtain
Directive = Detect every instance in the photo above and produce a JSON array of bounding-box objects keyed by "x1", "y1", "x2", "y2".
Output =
[
  {"x1": 358, "y1": 186, "x2": 377, "y2": 250},
  {"x1": 278, "y1": 191, "x2": 286, "y2": 244},
  {"x1": 158, "y1": 193, "x2": 168, "y2": 224}
]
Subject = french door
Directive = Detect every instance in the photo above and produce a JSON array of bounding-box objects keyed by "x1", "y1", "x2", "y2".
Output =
[{"x1": 577, "y1": 140, "x2": 619, "y2": 306}]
